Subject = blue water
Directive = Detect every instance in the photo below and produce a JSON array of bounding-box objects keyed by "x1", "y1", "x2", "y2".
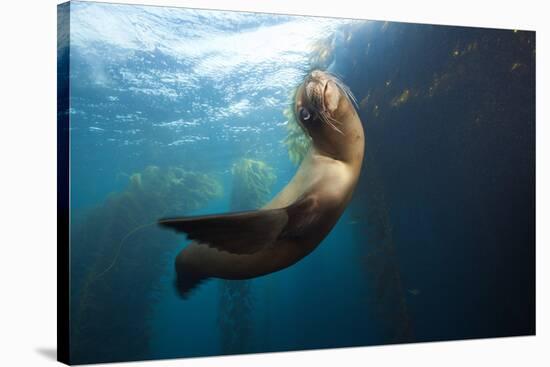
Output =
[{"x1": 61, "y1": 1, "x2": 535, "y2": 364}]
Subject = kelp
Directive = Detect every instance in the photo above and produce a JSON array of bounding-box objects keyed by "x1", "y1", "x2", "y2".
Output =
[
  {"x1": 350, "y1": 156, "x2": 413, "y2": 342},
  {"x1": 313, "y1": 20, "x2": 534, "y2": 342},
  {"x1": 230, "y1": 158, "x2": 276, "y2": 210},
  {"x1": 282, "y1": 98, "x2": 311, "y2": 166},
  {"x1": 309, "y1": 37, "x2": 335, "y2": 70},
  {"x1": 218, "y1": 158, "x2": 276, "y2": 354},
  {"x1": 307, "y1": 22, "x2": 414, "y2": 343},
  {"x1": 70, "y1": 166, "x2": 222, "y2": 364}
]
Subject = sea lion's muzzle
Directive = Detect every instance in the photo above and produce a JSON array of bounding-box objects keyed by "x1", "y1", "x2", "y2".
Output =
[
  {"x1": 323, "y1": 80, "x2": 340, "y2": 113},
  {"x1": 296, "y1": 69, "x2": 357, "y2": 136},
  {"x1": 304, "y1": 70, "x2": 341, "y2": 116}
]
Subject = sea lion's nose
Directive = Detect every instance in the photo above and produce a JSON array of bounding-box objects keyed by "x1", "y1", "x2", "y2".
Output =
[{"x1": 310, "y1": 70, "x2": 324, "y2": 79}]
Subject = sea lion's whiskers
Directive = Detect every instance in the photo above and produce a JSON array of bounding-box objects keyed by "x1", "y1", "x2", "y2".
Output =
[
  {"x1": 302, "y1": 71, "x2": 354, "y2": 136},
  {"x1": 344, "y1": 86, "x2": 359, "y2": 108},
  {"x1": 320, "y1": 110, "x2": 345, "y2": 135},
  {"x1": 326, "y1": 114, "x2": 343, "y2": 125},
  {"x1": 330, "y1": 75, "x2": 358, "y2": 108},
  {"x1": 328, "y1": 118, "x2": 345, "y2": 135},
  {"x1": 323, "y1": 71, "x2": 358, "y2": 108},
  {"x1": 324, "y1": 119, "x2": 344, "y2": 135},
  {"x1": 311, "y1": 84, "x2": 345, "y2": 136}
]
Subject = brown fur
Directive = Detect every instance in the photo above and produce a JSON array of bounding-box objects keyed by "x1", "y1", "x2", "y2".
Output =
[{"x1": 160, "y1": 70, "x2": 365, "y2": 296}]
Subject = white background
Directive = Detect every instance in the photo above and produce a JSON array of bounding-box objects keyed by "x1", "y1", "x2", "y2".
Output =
[{"x1": 0, "y1": 0, "x2": 547, "y2": 366}]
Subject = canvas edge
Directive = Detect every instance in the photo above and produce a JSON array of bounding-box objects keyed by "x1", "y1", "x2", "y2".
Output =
[{"x1": 57, "y1": 1, "x2": 71, "y2": 365}]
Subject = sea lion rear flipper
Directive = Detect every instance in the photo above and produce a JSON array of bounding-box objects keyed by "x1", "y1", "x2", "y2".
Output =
[
  {"x1": 158, "y1": 208, "x2": 289, "y2": 254},
  {"x1": 158, "y1": 195, "x2": 318, "y2": 254},
  {"x1": 174, "y1": 270, "x2": 209, "y2": 299}
]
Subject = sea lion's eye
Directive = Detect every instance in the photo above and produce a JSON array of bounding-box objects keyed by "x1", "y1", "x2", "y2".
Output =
[{"x1": 299, "y1": 107, "x2": 311, "y2": 121}]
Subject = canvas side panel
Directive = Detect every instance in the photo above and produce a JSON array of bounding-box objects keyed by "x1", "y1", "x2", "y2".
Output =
[{"x1": 57, "y1": 2, "x2": 70, "y2": 365}]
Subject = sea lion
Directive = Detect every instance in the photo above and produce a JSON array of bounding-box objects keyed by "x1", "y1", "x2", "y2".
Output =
[{"x1": 159, "y1": 70, "x2": 365, "y2": 297}]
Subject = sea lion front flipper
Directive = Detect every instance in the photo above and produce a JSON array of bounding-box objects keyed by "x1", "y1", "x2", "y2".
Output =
[
  {"x1": 158, "y1": 195, "x2": 319, "y2": 255},
  {"x1": 158, "y1": 208, "x2": 289, "y2": 254}
]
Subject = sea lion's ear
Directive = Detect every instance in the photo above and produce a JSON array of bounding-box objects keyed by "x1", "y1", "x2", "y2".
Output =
[{"x1": 158, "y1": 208, "x2": 289, "y2": 254}]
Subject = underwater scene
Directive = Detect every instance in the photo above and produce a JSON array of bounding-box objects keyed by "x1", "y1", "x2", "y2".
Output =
[{"x1": 58, "y1": 1, "x2": 535, "y2": 364}]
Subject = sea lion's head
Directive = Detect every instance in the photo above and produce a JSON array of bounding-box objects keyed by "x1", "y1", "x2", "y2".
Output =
[{"x1": 294, "y1": 70, "x2": 364, "y2": 163}]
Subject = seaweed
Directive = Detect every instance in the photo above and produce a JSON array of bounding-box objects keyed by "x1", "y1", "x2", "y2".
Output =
[
  {"x1": 307, "y1": 23, "x2": 414, "y2": 343},
  {"x1": 218, "y1": 158, "x2": 276, "y2": 354},
  {"x1": 351, "y1": 156, "x2": 413, "y2": 343},
  {"x1": 229, "y1": 158, "x2": 276, "y2": 210},
  {"x1": 282, "y1": 97, "x2": 312, "y2": 166},
  {"x1": 345, "y1": 24, "x2": 536, "y2": 338},
  {"x1": 309, "y1": 37, "x2": 335, "y2": 71},
  {"x1": 70, "y1": 166, "x2": 222, "y2": 364},
  {"x1": 314, "y1": 21, "x2": 535, "y2": 342}
]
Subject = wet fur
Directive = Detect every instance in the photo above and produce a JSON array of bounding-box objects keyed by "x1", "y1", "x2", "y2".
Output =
[{"x1": 159, "y1": 71, "x2": 365, "y2": 298}]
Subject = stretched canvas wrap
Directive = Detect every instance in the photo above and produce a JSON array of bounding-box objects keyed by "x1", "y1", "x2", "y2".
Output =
[{"x1": 57, "y1": 1, "x2": 536, "y2": 365}]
